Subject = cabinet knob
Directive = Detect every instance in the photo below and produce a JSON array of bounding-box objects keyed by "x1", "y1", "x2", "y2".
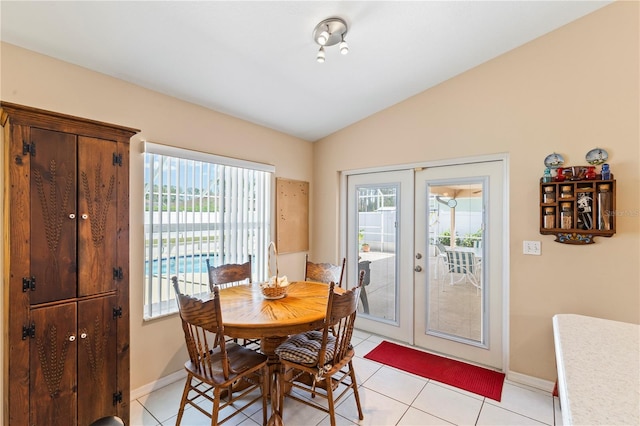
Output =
[
  {"x1": 69, "y1": 213, "x2": 76, "y2": 219},
  {"x1": 68, "y1": 335, "x2": 76, "y2": 342},
  {"x1": 80, "y1": 332, "x2": 87, "y2": 339},
  {"x1": 81, "y1": 214, "x2": 89, "y2": 220}
]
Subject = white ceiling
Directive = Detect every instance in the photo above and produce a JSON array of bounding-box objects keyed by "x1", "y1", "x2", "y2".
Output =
[{"x1": 1, "y1": 1, "x2": 611, "y2": 142}]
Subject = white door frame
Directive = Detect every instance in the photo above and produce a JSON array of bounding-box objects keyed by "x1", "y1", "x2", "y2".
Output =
[{"x1": 340, "y1": 154, "x2": 510, "y2": 372}]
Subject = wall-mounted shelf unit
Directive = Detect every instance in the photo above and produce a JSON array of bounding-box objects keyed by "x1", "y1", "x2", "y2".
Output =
[{"x1": 539, "y1": 178, "x2": 616, "y2": 244}]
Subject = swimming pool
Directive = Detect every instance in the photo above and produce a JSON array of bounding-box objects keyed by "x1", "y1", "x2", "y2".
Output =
[{"x1": 146, "y1": 253, "x2": 216, "y2": 275}]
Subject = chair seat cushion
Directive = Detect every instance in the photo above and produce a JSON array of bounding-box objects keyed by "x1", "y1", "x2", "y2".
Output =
[{"x1": 275, "y1": 330, "x2": 336, "y2": 365}]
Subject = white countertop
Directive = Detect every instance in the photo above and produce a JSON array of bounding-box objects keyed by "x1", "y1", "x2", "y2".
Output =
[{"x1": 552, "y1": 314, "x2": 640, "y2": 426}]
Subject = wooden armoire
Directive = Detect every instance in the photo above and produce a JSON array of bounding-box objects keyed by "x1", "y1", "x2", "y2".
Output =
[{"x1": 1, "y1": 102, "x2": 138, "y2": 425}]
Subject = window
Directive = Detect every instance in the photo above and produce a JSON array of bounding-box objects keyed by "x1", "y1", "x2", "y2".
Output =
[{"x1": 143, "y1": 142, "x2": 273, "y2": 319}]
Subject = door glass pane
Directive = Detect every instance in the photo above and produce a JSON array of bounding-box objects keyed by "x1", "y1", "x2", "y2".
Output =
[
  {"x1": 356, "y1": 184, "x2": 398, "y2": 323},
  {"x1": 427, "y1": 181, "x2": 485, "y2": 344}
]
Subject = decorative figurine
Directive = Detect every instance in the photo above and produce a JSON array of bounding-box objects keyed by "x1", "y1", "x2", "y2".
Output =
[{"x1": 577, "y1": 192, "x2": 593, "y2": 230}]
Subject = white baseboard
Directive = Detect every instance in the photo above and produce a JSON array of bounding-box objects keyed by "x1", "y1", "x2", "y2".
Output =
[
  {"x1": 130, "y1": 368, "x2": 556, "y2": 401},
  {"x1": 130, "y1": 370, "x2": 187, "y2": 401},
  {"x1": 507, "y1": 370, "x2": 556, "y2": 393}
]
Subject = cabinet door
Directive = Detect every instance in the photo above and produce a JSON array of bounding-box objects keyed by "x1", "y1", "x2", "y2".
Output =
[
  {"x1": 30, "y1": 303, "x2": 78, "y2": 426},
  {"x1": 30, "y1": 128, "x2": 78, "y2": 304},
  {"x1": 77, "y1": 295, "x2": 119, "y2": 425},
  {"x1": 77, "y1": 136, "x2": 119, "y2": 296}
]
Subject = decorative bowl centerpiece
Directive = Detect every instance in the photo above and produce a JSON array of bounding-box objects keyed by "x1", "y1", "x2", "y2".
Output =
[{"x1": 261, "y1": 242, "x2": 289, "y2": 299}]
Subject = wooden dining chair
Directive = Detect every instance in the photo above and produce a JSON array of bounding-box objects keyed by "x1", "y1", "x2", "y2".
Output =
[
  {"x1": 171, "y1": 276, "x2": 269, "y2": 426},
  {"x1": 206, "y1": 256, "x2": 260, "y2": 349},
  {"x1": 304, "y1": 254, "x2": 346, "y2": 287},
  {"x1": 206, "y1": 255, "x2": 252, "y2": 292},
  {"x1": 274, "y1": 271, "x2": 365, "y2": 426}
]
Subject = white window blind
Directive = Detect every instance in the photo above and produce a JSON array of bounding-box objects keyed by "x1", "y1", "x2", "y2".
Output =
[{"x1": 143, "y1": 142, "x2": 273, "y2": 319}]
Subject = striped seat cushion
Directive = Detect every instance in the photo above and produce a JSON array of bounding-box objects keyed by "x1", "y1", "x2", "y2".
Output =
[{"x1": 275, "y1": 330, "x2": 336, "y2": 365}]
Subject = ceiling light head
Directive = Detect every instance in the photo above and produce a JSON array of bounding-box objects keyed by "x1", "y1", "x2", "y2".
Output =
[
  {"x1": 317, "y1": 29, "x2": 330, "y2": 46},
  {"x1": 313, "y1": 17, "x2": 349, "y2": 62},
  {"x1": 339, "y1": 39, "x2": 349, "y2": 55}
]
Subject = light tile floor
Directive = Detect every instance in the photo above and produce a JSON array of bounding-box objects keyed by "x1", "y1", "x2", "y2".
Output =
[{"x1": 131, "y1": 331, "x2": 563, "y2": 426}]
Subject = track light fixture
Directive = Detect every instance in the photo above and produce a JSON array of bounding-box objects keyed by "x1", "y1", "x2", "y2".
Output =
[{"x1": 313, "y1": 17, "x2": 349, "y2": 63}]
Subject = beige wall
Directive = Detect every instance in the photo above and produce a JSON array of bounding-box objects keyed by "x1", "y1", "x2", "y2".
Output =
[
  {"x1": 313, "y1": 1, "x2": 639, "y2": 381},
  {"x1": 0, "y1": 42, "x2": 313, "y2": 401}
]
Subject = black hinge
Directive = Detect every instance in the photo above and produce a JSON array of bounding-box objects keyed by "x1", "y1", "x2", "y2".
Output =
[
  {"x1": 113, "y1": 306, "x2": 123, "y2": 319},
  {"x1": 22, "y1": 324, "x2": 35, "y2": 340},
  {"x1": 113, "y1": 390, "x2": 123, "y2": 405},
  {"x1": 22, "y1": 276, "x2": 36, "y2": 292},
  {"x1": 23, "y1": 141, "x2": 36, "y2": 156},
  {"x1": 113, "y1": 267, "x2": 123, "y2": 280},
  {"x1": 113, "y1": 153, "x2": 123, "y2": 166}
]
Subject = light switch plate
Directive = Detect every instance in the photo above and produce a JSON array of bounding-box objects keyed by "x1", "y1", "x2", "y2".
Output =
[{"x1": 523, "y1": 240, "x2": 541, "y2": 255}]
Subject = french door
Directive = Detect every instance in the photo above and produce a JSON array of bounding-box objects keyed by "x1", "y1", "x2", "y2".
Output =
[
  {"x1": 346, "y1": 170, "x2": 414, "y2": 343},
  {"x1": 345, "y1": 159, "x2": 506, "y2": 370},
  {"x1": 414, "y1": 161, "x2": 505, "y2": 369}
]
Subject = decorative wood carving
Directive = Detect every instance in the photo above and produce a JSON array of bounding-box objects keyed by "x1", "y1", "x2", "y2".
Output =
[
  {"x1": 79, "y1": 316, "x2": 110, "y2": 385},
  {"x1": 81, "y1": 164, "x2": 115, "y2": 247},
  {"x1": 36, "y1": 324, "x2": 72, "y2": 398}
]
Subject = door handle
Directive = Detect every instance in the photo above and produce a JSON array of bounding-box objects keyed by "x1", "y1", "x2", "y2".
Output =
[{"x1": 414, "y1": 266, "x2": 423, "y2": 272}]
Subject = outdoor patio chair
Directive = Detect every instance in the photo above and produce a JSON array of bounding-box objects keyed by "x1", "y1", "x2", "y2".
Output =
[
  {"x1": 434, "y1": 243, "x2": 448, "y2": 279},
  {"x1": 358, "y1": 260, "x2": 371, "y2": 314},
  {"x1": 444, "y1": 250, "x2": 481, "y2": 294}
]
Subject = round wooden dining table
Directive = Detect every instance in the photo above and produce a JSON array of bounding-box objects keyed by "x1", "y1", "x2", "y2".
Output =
[
  {"x1": 218, "y1": 280, "x2": 336, "y2": 355},
  {"x1": 217, "y1": 280, "x2": 338, "y2": 426}
]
